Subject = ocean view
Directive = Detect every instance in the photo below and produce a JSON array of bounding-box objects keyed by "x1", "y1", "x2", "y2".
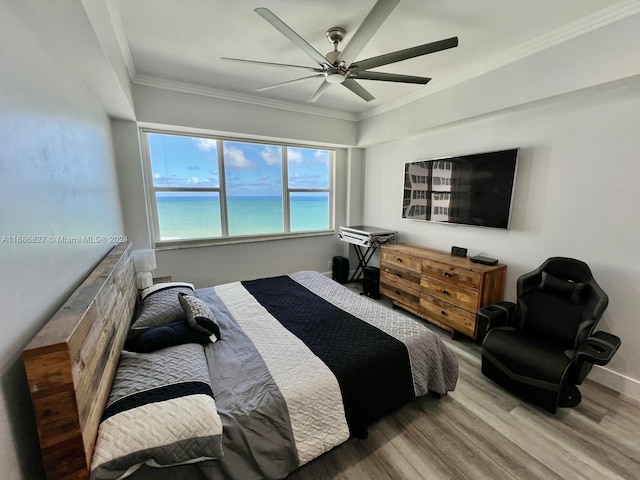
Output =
[{"x1": 156, "y1": 195, "x2": 329, "y2": 239}]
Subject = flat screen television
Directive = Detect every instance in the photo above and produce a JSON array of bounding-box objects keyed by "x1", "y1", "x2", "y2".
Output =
[{"x1": 402, "y1": 148, "x2": 519, "y2": 229}]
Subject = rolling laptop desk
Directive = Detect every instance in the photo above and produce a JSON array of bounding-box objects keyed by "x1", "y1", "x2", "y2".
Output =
[{"x1": 338, "y1": 225, "x2": 397, "y2": 282}]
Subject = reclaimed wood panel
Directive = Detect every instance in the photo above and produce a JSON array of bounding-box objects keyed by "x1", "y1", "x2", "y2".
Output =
[{"x1": 23, "y1": 243, "x2": 137, "y2": 480}]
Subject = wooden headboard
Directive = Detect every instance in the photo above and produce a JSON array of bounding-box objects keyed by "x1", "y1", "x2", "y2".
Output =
[{"x1": 23, "y1": 243, "x2": 138, "y2": 480}]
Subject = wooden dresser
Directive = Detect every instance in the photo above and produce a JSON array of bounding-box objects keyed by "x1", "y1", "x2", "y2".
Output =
[{"x1": 380, "y1": 243, "x2": 507, "y2": 339}]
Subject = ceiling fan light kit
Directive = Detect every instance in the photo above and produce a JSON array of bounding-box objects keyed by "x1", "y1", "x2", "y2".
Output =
[
  {"x1": 325, "y1": 72, "x2": 346, "y2": 84},
  {"x1": 222, "y1": 0, "x2": 458, "y2": 103}
]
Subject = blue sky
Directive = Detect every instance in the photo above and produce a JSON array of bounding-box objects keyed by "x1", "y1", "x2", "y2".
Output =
[{"x1": 148, "y1": 133, "x2": 330, "y2": 196}]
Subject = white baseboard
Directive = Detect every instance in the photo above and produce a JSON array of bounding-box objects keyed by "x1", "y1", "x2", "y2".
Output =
[{"x1": 589, "y1": 365, "x2": 640, "y2": 403}]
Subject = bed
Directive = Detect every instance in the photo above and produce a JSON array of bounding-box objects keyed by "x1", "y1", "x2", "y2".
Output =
[{"x1": 23, "y1": 243, "x2": 458, "y2": 480}]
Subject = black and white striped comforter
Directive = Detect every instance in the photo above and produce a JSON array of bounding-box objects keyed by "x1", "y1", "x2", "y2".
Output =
[{"x1": 189, "y1": 270, "x2": 459, "y2": 480}]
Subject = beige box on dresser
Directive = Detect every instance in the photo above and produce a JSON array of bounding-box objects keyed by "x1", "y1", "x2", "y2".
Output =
[{"x1": 380, "y1": 243, "x2": 507, "y2": 339}]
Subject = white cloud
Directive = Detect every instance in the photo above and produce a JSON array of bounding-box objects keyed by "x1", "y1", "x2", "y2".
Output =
[
  {"x1": 261, "y1": 146, "x2": 281, "y2": 166},
  {"x1": 314, "y1": 150, "x2": 330, "y2": 163},
  {"x1": 225, "y1": 147, "x2": 254, "y2": 169},
  {"x1": 195, "y1": 138, "x2": 217, "y2": 152},
  {"x1": 187, "y1": 177, "x2": 200, "y2": 184},
  {"x1": 288, "y1": 149, "x2": 303, "y2": 165}
]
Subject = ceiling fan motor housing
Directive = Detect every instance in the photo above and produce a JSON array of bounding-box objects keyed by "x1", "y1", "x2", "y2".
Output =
[{"x1": 326, "y1": 27, "x2": 346, "y2": 46}]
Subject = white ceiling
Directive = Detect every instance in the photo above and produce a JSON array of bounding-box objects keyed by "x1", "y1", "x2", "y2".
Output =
[{"x1": 114, "y1": 0, "x2": 620, "y2": 116}]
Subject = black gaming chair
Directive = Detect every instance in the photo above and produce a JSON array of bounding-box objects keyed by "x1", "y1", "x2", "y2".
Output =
[{"x1": 480, "y1": 257, "x2": 621, "y2": 414}]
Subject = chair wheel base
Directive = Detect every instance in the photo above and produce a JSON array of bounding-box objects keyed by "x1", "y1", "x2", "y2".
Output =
[{"x1": 559, "y1": 384, "x2": 582, "y2": 408}]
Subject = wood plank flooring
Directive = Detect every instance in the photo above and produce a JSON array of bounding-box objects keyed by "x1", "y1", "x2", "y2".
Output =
[{"x1": 287, "y1": 285, "x2": 640, "y2": 480}]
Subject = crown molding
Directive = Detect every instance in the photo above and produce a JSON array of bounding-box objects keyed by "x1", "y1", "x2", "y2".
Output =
[
  {"x1": 132, "y1": 74, "x2": 359, "y2": 122},
  {"x1": 357, "y1": 0, "x2": 640, "y2": 120},
  {"x1": 104, "y1": 0, "x2": 136, "y2": 79}
]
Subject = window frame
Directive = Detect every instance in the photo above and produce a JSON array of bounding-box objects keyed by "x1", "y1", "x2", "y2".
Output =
[{"x1": 140, "y1": 128, "x2": 335, "y2": 248}]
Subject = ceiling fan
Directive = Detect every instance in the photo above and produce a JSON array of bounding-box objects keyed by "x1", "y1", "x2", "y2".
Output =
[{"x1": 221, "y1": 0, "x2": 458, "y2": 103}]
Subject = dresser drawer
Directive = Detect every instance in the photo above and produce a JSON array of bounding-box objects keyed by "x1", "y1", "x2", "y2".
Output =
[
  {"x1": 421, "y1": 259, "x2": 482, "y2": 290},
  {"x1": 381, "y1": 251, "x2": 422, "y2": 274},
  {"x1": 381, "y1": 266, "x2": 421, "y2": 290},
  {"x1": 380, "y1": 281, "x2": 421, "y2": 312},
  {"x1": 420, "y1": 276, "x2": 480, "y2": 312},
  {"x1": 420, "y1": 295, "x2": 476, "y2": 338}
]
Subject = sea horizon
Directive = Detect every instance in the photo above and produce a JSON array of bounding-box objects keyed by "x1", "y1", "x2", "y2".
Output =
[{"x1": 156, "y1": 193, "x2": 329, "y2": 239}]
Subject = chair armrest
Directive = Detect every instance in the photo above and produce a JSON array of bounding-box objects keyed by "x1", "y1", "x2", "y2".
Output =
[
  {"x1": 576, "y1": 331, "x2": 621, "y2": 366},
  {"x1": 478, "y1": 302, "x2": 517, "y2": 330}
]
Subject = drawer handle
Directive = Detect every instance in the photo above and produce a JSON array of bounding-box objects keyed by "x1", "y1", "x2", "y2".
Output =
[
  {"x1": 396, "y1": 257, "x2": 403, "y2": 263},
  {"x1": 442, "y1": 290, "x2": 449, "y2": 296},
  {"x1": 441, "y1": 310, "x2": 447, "y2": 316},
  {"x1": 444, "y1": 272, "x2": 452, "y2": 278},
  {"x1": 396, "y1": 273, "x2": 403, "y2": 278},
  {"x1": 395, "y1": 290, "x2": 401, "y2": 295}
]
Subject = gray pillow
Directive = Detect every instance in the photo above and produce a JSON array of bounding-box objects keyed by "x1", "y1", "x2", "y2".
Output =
[
  {"x1": 131, "y1": 282, "x2": 195, "y2": 331},
  {"x1": 178, "y1": 293, "x2": 221, "y2": 342}
]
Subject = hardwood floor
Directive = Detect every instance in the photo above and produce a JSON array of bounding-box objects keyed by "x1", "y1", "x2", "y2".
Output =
[{"x1": 287, "y1": 284, "x2": 640, "y2": 480}]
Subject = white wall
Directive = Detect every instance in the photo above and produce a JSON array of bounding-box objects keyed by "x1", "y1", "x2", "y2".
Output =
[
  {"x1": 0, "y1": 3, "x2": 124, "y2": 479},
  {"x1": 133, "y1": 84, "x2": 358, "y2": 147},
  {"x1": 362, "y1": 80, "x2": 640, "y2": 400}
]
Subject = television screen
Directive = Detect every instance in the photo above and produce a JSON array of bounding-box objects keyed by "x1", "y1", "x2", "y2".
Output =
[{"x1": 402, "y1": 148, "x2": 518, "y2": 229}]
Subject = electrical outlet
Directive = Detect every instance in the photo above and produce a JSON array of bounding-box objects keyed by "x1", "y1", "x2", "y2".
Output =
[{"x1": 328, "y1": 260, "x2": 332, "y2": 269}]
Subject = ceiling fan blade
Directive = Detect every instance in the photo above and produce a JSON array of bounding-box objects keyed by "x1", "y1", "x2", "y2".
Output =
[
  {"x1": 255, "y1": 8, "x2": 329, "y2": 67},
  {"x1": 355, "y1": 71, "x2": 431, "y2": 84},
  {"x1": 342, "y1": 79, "x2": 375, "y2": 102},
  {"x1": 308, "y1": 81, "x2": 332, "y2": 103},
  {"x1": 338, "y1": 0, "x2": 400, "y2": 67},
  {"x1": 354, "y1": 37, "x2": 458, "y2": 71},
  {"x1": 221, "y1": 57, "x2": 323, "y2": 72},
  {"x1": 256, "y1": 74, "x2": 324, "y2": 92}
]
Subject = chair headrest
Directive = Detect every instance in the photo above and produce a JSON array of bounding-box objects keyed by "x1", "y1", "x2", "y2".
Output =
[
  {"x1": 542, "y1": 257, "x2": 593, "y2": 283},
  {"x1": 538, "y1": 272, "x2": 585, "y2": 305}
]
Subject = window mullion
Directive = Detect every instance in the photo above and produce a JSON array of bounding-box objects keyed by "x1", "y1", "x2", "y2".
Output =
[
  {"x1": 282, "y1": 147, "x2": 290, "y2": 233},
  {"x1": 217, "y1": 139, "x2": 229, "y2": 237}
]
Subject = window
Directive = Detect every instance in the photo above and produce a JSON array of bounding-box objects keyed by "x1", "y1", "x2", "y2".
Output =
[
  {"x1": 411, "y1": 174, "x2": 429, "y2": 185},
  {"x1": 432, "y1": 193, "x2": 451, "y2": 201},
  {"x1": 433, "y1": 176, "x2": 451, "y2": 186},
  {"x1": 412, "y1": 190, "x2": 428, "y2": 200},
  {"x1": 433, "y1": 206, "x2": 449, "y2": 215},
  {"x1": 409, "y1": 205, "x2": 426, "y2": 216},
  {"x1": 434, "y1": 161, "x2": 452, "y2": 170},
  {"x1": 144, "y1": 131, "x2": 333, "y2": 244}
]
